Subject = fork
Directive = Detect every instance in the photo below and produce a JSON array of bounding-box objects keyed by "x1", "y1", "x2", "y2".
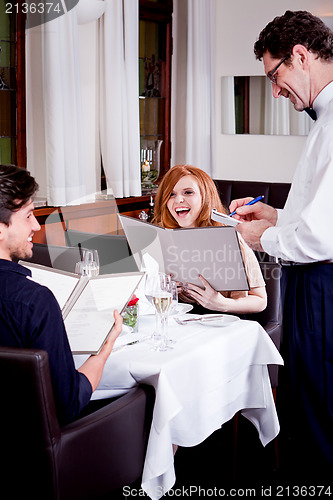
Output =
[{"x1": 174, "y1": 315, "x2": 224, "y2": 325}]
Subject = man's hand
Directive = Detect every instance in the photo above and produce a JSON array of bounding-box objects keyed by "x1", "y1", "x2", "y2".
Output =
[
  {"x1": 236, "y1": 219, "x2": 274, "y2": 251},
  {"x1": 100, "y1": 310, "x2": 123, "y2": 356},
  {"x1": 78, "y1": 310, "x2": 123, "y2": 392},
  {"x1": 229, "y1": 197, "x2": 278, "y2": 225}
]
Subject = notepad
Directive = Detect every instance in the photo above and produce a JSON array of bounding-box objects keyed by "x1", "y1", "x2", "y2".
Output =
[
  {"x1": 20, "y1": 261, "x2": 144, "y2": 355},
  {"x1": 118, "y1": 215, "x2": 249, "y2": 291},
  {"x1": 211, "y1": 208, "x2": 241, "y2": 227}
]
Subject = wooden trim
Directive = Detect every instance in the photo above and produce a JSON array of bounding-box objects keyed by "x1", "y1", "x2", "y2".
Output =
[
  {"x1": 16, "y1": 11, "x2": 26, "y2": 168},
  {"x1": 139, "y1": 0, "x2": 173, "y2": 179},
  {"x1": 244, "y1": 76, "x2": 250, "y2": 135},
  {"x1": 34, "y1": 196, "x2": 153, "y2": 222},
  {"x1": 116, "y1": 195, "x2": 151, "y2": 207},
  {"x1": 162, "y1": 18, "x2": 172, "y2": 176},
  {"x1": 139, "y1": 0, "x2": 173, "y2": 21}
]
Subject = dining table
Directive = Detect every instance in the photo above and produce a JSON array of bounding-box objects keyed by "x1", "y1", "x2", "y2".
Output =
[{"x1": 73, "y1": 306, "x2": 284, "y2": 500}]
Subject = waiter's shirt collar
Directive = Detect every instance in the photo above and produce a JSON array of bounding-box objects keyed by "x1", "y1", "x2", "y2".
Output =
[{"x1": 313, "y1": 81, "x2": 333, "y2": 119}]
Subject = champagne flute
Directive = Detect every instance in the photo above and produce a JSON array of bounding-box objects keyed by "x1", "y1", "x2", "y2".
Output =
[
  {"x1": 151, "y1": 273, "x2": 173, "y2": 351},
  {"x1": 144, "y1": 272, "x2": 163, "y2": 345},
  {"x1": 159, "y1": 274, "x2": 176, "y2": 346}
]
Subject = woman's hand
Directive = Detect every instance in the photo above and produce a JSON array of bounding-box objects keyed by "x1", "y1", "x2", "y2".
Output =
[
  {"x1": 184, "y1": 276, "x2": 267, "y2": 314},
  {"x1": 183, "y1": 275, "x2": 228, "y2": 311},
  {"x1": 174, "y1": 279, "x2": 196, "y2": 304}
]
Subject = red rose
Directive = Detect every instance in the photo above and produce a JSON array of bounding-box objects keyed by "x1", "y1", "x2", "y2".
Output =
[{"x1": 128, "y1": 294, "x2": 139, "y2": 307}]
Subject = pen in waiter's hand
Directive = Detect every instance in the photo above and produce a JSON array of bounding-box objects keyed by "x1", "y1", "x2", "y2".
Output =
[{"x1": 229, "y1": 195, "x2": 265, "y2": 217}]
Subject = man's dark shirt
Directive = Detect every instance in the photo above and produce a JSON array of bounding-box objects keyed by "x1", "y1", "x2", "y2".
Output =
[{"x1": 0, "y1": 259, "x2": 92, "y2": 425}]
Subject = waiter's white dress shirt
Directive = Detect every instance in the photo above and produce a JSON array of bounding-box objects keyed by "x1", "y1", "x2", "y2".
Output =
[{"x1": 261, "y1": 81, "x2": 333, "y2": 263}]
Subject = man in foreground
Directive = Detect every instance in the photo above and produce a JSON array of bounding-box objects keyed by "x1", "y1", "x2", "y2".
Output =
[{"x1": 0, "y1": 164, "x2": 122, "y2": 425}]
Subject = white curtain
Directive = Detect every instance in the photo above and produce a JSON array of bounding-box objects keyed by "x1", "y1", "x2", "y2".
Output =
[
  {"x1": 26, "y1": 0, "x2": 140, "y2": 205},
  {"x1": 263, "y1": 78, "x2": 312, "y2": 135},
  {"x1": 27, "y1": 9, "x2": 89, "y2": 206},
  {"x1": 99, "y1": 0, "x2": 141, "y2": 198},
  {"x1": 264, "y1": 78, "x2": 290, "y2": 135},
  {"x1": 26, "y1": 3, "x2": 103, "y2": 206},
  {"x1": 221, "y1": 77, "x2": 236, "y2": 135},
  {"x1": 171, "y1": 0, "x2": 216, "y2": 176},
  {"x1": 41, "y1": 10, "x2": 87, "y2": 206}
]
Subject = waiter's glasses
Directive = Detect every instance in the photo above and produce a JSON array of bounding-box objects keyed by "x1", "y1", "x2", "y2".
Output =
[{"x1": 267, "y1": 55, "x2": 290, "y2": 85}]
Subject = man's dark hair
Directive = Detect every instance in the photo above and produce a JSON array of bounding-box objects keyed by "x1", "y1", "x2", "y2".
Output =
[
  {"x1": 254, "y1": 10, "x2": 333, "y2": 61},
  {"x1": 0, "y1": 165, "x2": 38, "y2": 226}
]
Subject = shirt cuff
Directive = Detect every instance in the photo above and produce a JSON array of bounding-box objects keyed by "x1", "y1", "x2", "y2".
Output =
[
  {"x1": 260, "y1": 226, "x2": 280, "y2": 257},
  {"x1": 275, "y1": 208, "x2": 283, "y2": 223},
  {"x1": 260, "y1": 209, "x2": 283, "y2": 256},
  {"x1": 79, "y1": 372, "x2": 93, "y2": 410}
]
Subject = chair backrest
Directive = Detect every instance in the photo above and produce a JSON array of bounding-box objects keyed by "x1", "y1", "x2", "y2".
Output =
[
  {"x1": 248, "y1": 261, "x2": 282, "y2": 328},
  {"x1": 65, "y1": 229, "x2": 139, "y2": 274},
  {"x1": 0, "y1": 347, "x2": 60, "y2": 497},
  {"x1": 245, "y1": 261, "x2": 282, "y2": 389},
  {"x1": 26, "y1": 242, "x2": 86, "y2": 273}
]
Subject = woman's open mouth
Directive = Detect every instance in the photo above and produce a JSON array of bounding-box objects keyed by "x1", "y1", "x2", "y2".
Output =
[{"x1": 175, "y1": 207, "x2": 191, "y2": 217}]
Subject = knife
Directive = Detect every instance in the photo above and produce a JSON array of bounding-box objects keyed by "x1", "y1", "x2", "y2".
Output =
[
  {"x1": 178, "y1": 315, "x2": 225, "y2": 323},
  {"x1": 112, "y1": 336, "x2": 150, "y2": 352}
]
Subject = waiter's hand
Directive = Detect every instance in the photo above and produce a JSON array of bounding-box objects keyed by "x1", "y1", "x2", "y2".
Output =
[
  {"x1": 229, "y1": 197, "x2": 278, "y2": 225},
  {"x1": 235, "y1": 219, "x2": 274, "y2": 252}
]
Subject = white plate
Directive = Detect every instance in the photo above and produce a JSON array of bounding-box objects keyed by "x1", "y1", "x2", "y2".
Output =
[
  {"x1": 119, "y1": 324, "x2": 135, "y2": 335},
  {"x1": 169, "y1": 303, "x2": 193, "y2": 317},
  {"x1": 198, "y1": 314, "x2": 240, "y2": 327}
]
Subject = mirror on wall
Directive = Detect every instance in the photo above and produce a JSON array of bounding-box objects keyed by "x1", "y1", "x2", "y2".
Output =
[{"x1": 221, "y1": 76, "x2": 313, "y2": 136}]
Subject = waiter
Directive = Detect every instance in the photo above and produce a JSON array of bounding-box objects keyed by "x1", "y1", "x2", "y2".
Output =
[{"x1": 229, "y1": 10, "x2": 333, "y2": 479}]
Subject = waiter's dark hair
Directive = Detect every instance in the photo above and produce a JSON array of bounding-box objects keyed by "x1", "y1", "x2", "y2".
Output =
[
  {"x1": 254, "y1": 10, "x2": 333, "y2": 61},
  {"x1": 0, "y1": 164, "x2": 38, "y2": 226}
]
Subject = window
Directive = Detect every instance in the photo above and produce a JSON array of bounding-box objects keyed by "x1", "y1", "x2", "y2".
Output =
[
  {"x1": 139, "y1": 0, "x2": 172, "y2": 193},
  {"x1": 0, "y1": 3, "x2": 25, "y2": 166}
]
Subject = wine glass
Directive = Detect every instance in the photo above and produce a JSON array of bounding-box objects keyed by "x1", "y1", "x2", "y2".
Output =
[
  {"x1": 151, "y1": 273, "x2": 173, "y2": 351},
  {"x1": 75, "y1": 249, "x2": 100, "y2": 277}
]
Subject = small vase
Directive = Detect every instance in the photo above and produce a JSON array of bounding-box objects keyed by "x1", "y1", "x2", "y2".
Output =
[
  {"x1": 141, "y1": 139, "x2": 163, "y2": 193},
  {"x1": 122, "y1": 304, "x2": 138, "y2": 332}
]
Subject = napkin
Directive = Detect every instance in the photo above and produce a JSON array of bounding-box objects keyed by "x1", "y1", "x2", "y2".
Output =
[
  {"x1": 141, "y1": 252, "x2": 160, "y2": 274},
  {"x1": 113, "y1": 325, "x2": 142, "y2": 349},
  {"x1": 136, "y1": 253, "x2": 159, "y2": 316}
]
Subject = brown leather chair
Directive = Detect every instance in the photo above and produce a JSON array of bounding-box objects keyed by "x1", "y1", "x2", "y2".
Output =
[
  {"x1": 246, "y1": 261, "x2": 282, "y2": 389},
  {"x1": 0, "y1": 346, "x2": 154, "y2": 499}
]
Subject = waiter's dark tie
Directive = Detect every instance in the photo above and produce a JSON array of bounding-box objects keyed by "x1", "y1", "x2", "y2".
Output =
[{"x1": 304, "y1": 107, "x2": 317, "y2": 120}]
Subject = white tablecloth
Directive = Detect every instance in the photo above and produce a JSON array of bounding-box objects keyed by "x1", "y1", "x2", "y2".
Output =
[{"x1": 74, "y1": 314, "x2": 283, "y2": 499}]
